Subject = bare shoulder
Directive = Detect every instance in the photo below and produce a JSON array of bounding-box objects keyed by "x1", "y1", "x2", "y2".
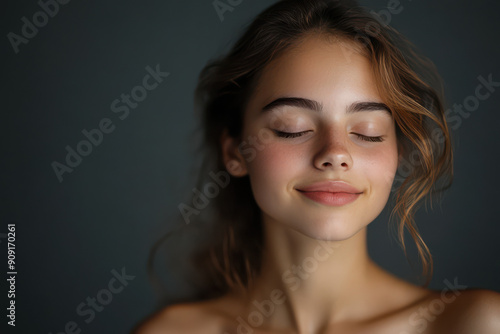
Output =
[
  {"x1": 434, "y1": 288, "x2": 500, "y2": 334},
  {"x1": 132, "y1": 298, "x2": 232, "y2": 334}
]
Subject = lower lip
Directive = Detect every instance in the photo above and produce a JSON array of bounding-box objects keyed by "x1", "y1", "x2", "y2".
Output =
[{"x1": 298, "y1": 191, "x2": 361, "y2": 206}]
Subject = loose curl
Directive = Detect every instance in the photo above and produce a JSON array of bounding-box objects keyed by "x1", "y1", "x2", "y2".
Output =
[{"x1": 150, "y1": 0, "x2": 454, "y2": 303}]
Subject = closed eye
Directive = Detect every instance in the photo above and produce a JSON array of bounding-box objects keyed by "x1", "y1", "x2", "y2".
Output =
[
  {"x1": 273, "y1": 130, "x2": 312, "y2": 138},
  {"x1": 355, "y1": 134, "x2": 384, "y2": 142},
  {"x1": 273, "y1": 130, "x2": 384, "y2": 142}
]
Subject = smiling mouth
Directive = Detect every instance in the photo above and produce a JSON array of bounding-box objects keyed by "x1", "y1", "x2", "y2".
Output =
[{"x1": 296, "y1": 190, "x2": 362, "y2": 206}]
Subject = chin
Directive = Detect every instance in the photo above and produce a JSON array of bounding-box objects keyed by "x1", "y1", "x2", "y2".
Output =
[{"x1": 289, "y1": 217, "x2": 368, "y2": 242}]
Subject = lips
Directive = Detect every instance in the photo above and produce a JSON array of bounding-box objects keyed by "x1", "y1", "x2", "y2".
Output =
[
  {"x1": 295, "y1": 180, "x2": 362, "y2": 206},
  {"x1": 296, "y1": 180, "x2": 362, "y2": 194}
]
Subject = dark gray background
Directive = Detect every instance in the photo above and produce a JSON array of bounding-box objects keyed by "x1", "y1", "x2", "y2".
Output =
[{"x1": 2, "y1": 0, "x2": 500, "y2": 333}]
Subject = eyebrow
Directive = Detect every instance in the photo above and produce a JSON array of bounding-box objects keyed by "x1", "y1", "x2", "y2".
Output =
[{"x1": 261, "y1": 97, "x2": 392, "y2": 116}]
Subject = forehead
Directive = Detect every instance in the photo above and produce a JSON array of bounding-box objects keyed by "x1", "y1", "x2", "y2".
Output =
[{"x1": 247, "y1": 34, "x2": 381, "y2": 113}]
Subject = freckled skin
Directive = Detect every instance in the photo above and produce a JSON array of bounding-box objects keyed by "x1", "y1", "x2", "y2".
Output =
[{"x1": 240, "y1": 35, "x2": 399, "y2": 241}]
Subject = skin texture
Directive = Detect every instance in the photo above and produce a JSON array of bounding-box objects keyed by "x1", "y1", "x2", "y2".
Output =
[
  {"x1": 236, "y1": 34, "x2": 399, "y2": 242},
  {"x1": 134, "y1": 35, "x2": 500, "y2": 334}
]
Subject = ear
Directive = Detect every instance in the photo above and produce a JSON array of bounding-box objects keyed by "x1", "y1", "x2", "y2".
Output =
[{"x1": 220, "y1": 128, "x2": 248, "y2": 177}]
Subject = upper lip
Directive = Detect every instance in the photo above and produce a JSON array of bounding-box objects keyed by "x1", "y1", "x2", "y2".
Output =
[{"x1": 296, "y1": 180, "x2": 362, "y2": 194}]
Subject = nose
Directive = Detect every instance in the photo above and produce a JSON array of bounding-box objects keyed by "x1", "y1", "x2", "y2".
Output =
[{"x1": 313, "y1": 130, "x2": 353, "y2": 171}]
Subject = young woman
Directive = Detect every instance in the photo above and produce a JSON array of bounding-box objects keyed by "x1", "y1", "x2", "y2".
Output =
[{"x1": 135, "y1": 0, "x2": 500, "y2": 333}]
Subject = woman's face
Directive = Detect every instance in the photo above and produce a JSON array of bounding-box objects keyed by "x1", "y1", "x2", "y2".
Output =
[{"x1": 227, "y1": 35, "x2": 400, "y2": 241}]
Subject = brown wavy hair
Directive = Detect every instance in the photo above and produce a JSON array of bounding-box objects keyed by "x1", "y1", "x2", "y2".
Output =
[{"x1": 149, "y1": 0, "x2": 454, "y2": 303}]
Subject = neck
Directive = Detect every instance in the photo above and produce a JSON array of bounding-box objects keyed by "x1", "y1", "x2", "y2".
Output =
[{"x1": 241, "y1": 217, "x2": 380, "y2": 333}]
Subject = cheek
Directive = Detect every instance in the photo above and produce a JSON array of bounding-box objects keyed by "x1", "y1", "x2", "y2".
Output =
[
  {"x1": 360, "y1": 144, "x2": 399, "y2": 194},
  {"x1": 245, "y1": 143, "x2": 302, "y2": 207}
]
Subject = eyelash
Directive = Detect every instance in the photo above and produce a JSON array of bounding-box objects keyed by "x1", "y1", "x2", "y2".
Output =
[
  {"x1": 272, "y1": 130, "x2": 384, "y2": 142},
  {"x1": 273, "y1": 130, "x2": 311, "y2": 138}
]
